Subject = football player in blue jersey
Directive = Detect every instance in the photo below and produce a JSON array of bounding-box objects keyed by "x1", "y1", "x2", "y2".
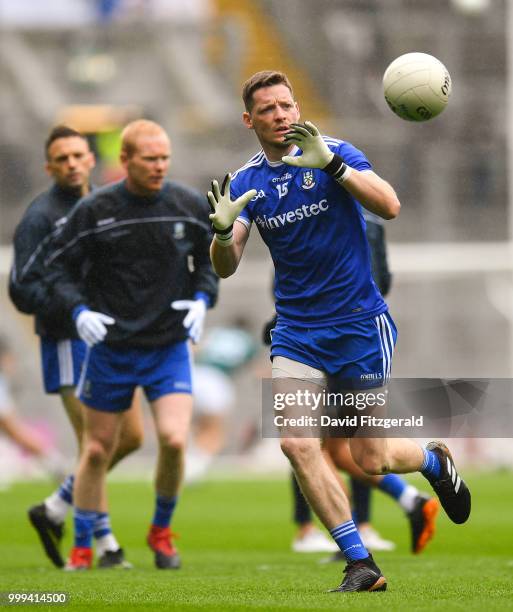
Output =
[
  {"x1": 9, "y1": 126, "x2": 143, "y2": 569},
  {"x1": 264, "y1": 214, "x2": 438, "y2": 557},
  {"x1": 46, "y1": 120, "x2": 218, "y2": 570},
  {"x1": 208, "y1": 70, "x2": 471, "y2": 592}
]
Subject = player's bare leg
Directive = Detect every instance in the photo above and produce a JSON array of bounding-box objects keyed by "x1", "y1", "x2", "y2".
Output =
[
  {"x1": 64, "y1": 409, "x2": 123, "y2": 570},
  {"x1": 281, "y1": 435, "x2": 352, "y2": 528},
  {"x1": 59, "y1": 386, "x2": 143, "y2": 465},
  {"x1": 74, "y1": 409, "x2": 122, "y2": 511},
  {"x1": 324, "y1": 437, "x2": 437, "y2": 553},
  {"x1": 147, "y1": 393, "x2": 193, "y2": 569},
  {"x1": 111, "y1": 390, "x2": 144, "y2": 467},
  {"x1": 348, "y1": 395, "x2": 470, "y2": 525},
  {"x1": 275, "y1": 376, "x2": 385, "y2": 568},
  {"x1": 350, "y1": 436, "x2": 424, "y2": 475},
  {"x1": 272, "y1": 358, "x2": 386, "y2": 591},
  {"x1": 30, "y1": 390, "x2": 143, "y2": 568}
]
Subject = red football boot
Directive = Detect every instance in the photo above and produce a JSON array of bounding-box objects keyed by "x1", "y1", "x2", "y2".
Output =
[
  {"x1": 147, "y1": 525, "x2": 181, "y2": 569},
  {"x1": 64, "y1": 546, "x2": 92, "y2": 571}
]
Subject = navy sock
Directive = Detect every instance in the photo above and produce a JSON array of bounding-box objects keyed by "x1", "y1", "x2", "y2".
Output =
[
  {"x1": 74, "y1": 508, "x2": 96, "y2": 548},
  {"x1": 330, "y1": 520, "x2": 369, "y2": 561},
  {"x1": 420, "y1": 449, "x2": 441, "y2": 480},
  {"x1": 350, "y1": 478, "x2": 371, "y2": 524},
  {"x1": 292, "y1": 473, "x2": 312, "y2": 525},
  {"x1": 152, "y1": 494, "x2": 178, "y2": 528},
  {"x1": 378, "y1": 474, "x2": 407, "y2": 500},
  {"x1": 58, "y1": 474, "x2": 74, "y2": 504}
]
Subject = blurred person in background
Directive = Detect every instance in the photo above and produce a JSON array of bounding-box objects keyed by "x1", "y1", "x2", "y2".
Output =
[
  {"x1": 0, "y1": 336, "x2": 65, "y2": 483},
  {"x1": 187, "y1": 317, "x2": 258, "y2": 483},
  {"x1": 46, "y1": 119, "x2": 218, "y2": 570},
  {"x1": 9, "y1": 125, "x2": 143, "y2": 570},
  {"x1": 209, "y1": 70, "x2": 471, "y2": 592}
]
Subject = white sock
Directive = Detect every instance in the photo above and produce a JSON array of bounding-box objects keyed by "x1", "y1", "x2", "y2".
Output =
[
  {"x1": 44, "y1": 492, "x2": 71, "y2": 524},
  {"x1": 398, "y1": 485, "x2": 419, "y2": 513},
  {"x1": 95, "y1": 533, "x2": 120, "y2": 557}
]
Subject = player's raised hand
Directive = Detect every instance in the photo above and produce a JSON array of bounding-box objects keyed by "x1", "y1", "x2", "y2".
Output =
[
  {"x1": 207, "y1": 174, "x2": 256, "y2": 232},
  {"x1": 282, "y1": 121, "x2": 334, "y2": 169}
]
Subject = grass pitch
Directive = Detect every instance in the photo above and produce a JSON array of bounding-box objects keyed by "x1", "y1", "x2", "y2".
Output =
[{"x1": 0, "y1": 471, "x2": 512, "y2": 611}]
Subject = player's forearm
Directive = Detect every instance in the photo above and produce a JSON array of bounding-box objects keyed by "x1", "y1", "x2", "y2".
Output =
[
  {"x1": 343, "y1": 171, "x2": 401, "y2": 220},
  {"x1": 210, "y1": 221, "x2": 248, "y2": 278},
  {"x1": 210, "y1": 239, "x2": 242, "y2": 278}
]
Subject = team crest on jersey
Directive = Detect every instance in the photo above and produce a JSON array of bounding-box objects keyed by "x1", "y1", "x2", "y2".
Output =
[
  {"x1": 173, "y1": 222, "x2": 185, "y2": 239},
  {"x1": 301, "y1": 170, "x2": 316, "y2": 190}
]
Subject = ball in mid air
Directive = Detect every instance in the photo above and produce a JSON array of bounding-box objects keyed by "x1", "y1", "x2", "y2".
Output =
[{"x1": 383, "y1": 52, "x2": 452, "y2": 121}]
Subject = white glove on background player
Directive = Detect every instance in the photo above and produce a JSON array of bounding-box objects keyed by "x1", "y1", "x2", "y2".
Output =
[
  {"x1": 207, "y1": 174, "x2": 257, "y2": 232},
  {"x1": 171, "y1": 299, "x2": 207, "y2": 344},
  {"x1": 281, "y1": 121, "x2": 334, "y2": 168},
  {"x1": 75, "y1": 310, "x2": 115, "y2": 347}
]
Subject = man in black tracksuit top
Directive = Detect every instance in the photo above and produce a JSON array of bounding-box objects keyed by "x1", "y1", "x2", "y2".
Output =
[
  {"x1": 9, "y1": 125, "x2": 143, "y2": 570},
  {"x1": 46, "y1": 119, "x2": 218, "y2": 571},
  {"x1": 48, "y1": 180, "x2": 217, "y2": 349}
]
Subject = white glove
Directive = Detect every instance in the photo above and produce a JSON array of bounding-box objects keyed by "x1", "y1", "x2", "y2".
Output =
[
  {"x1": 207, "y1": 174, "x2": 257, "y2": 231},
  {"x1": 281, "y1": 121, "x2": 334, "y2": 169},
  {"x1": 75, "y1": 310, "x2": 115, "y2": 347},
  {"x1": 171, "y1": 299, "x2": 207, "y2": 344}
]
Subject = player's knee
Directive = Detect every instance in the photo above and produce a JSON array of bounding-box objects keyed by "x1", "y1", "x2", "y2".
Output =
[
  {"x1": 280, "y1": 437, "x2": 317, "y2": 466},
  {"x1": 159, "y1": 432, "x2": 186, "y2": 455},
  {"x1": 356, "y1": 450, "x2": 390, "y2": 475},
  {"x1": 118, "y1": 430, "x2": 143, "y2": 456},
  {"x1": 84, "y1": 438, "x2": 112, "y2": 468}
]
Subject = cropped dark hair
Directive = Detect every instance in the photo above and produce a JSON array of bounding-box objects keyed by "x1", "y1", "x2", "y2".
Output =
[
  {"x1": 242, "y1": 70, "x2": 294, "y2": 112},
  {"x1": 45, "y1": 125, "x2": 88, "y2": 160}
]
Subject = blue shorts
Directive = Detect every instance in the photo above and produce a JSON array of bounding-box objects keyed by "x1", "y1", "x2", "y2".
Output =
[
  {"x1": 40, "y1": 337, "x2": 87, "y2": 394},
  {"x1": 271, "y1": 312, "x2": 397, "y2": 389},
  {"x1": 77, "y1": 341, "x2": 192, "y2": 412}
]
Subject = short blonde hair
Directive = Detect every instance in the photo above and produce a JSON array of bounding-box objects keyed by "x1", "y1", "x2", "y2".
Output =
[{"x1": 120, "y1": 119, "x2": 169, "y2": 157}]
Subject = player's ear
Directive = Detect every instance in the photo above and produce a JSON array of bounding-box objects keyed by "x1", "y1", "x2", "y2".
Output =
[
  {"x1": 119, "y1": 149, "x2": 128, "y2": 168},
  {"x1": 242, "y1": 111, "x2": 253, "y2": 130},
  {"x1": 88, "y1": 151, "x2": 96, "y2": 170}
]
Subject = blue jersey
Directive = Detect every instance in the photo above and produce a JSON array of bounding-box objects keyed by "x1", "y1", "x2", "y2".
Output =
[{"x1": 231, "y1": 137, "x2": 387, "y2": 327}]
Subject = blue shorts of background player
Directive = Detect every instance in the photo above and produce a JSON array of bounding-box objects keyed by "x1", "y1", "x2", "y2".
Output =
[
  {"x1": 77, "y1": 341, "x2": 193, "y2": 412},
  {"x1": 40, "y1": 337, "x2": 87, "y2": 394},
  {"x1": 270, "y1": 312, "x2": 397, "y2": 390}
]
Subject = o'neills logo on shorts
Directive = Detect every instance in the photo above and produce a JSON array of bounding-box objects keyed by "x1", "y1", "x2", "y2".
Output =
[
  {"x1": 255, "y1": 199, "x2": 328, "y2": 230},
  {"x1": 361, "y1": 373, "x2": 383, "y2": 380}
]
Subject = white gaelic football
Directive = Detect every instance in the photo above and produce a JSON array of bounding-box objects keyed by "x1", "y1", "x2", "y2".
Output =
[{"x1": 383, "y1": 52, "x2": 452, "y2": 122}]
